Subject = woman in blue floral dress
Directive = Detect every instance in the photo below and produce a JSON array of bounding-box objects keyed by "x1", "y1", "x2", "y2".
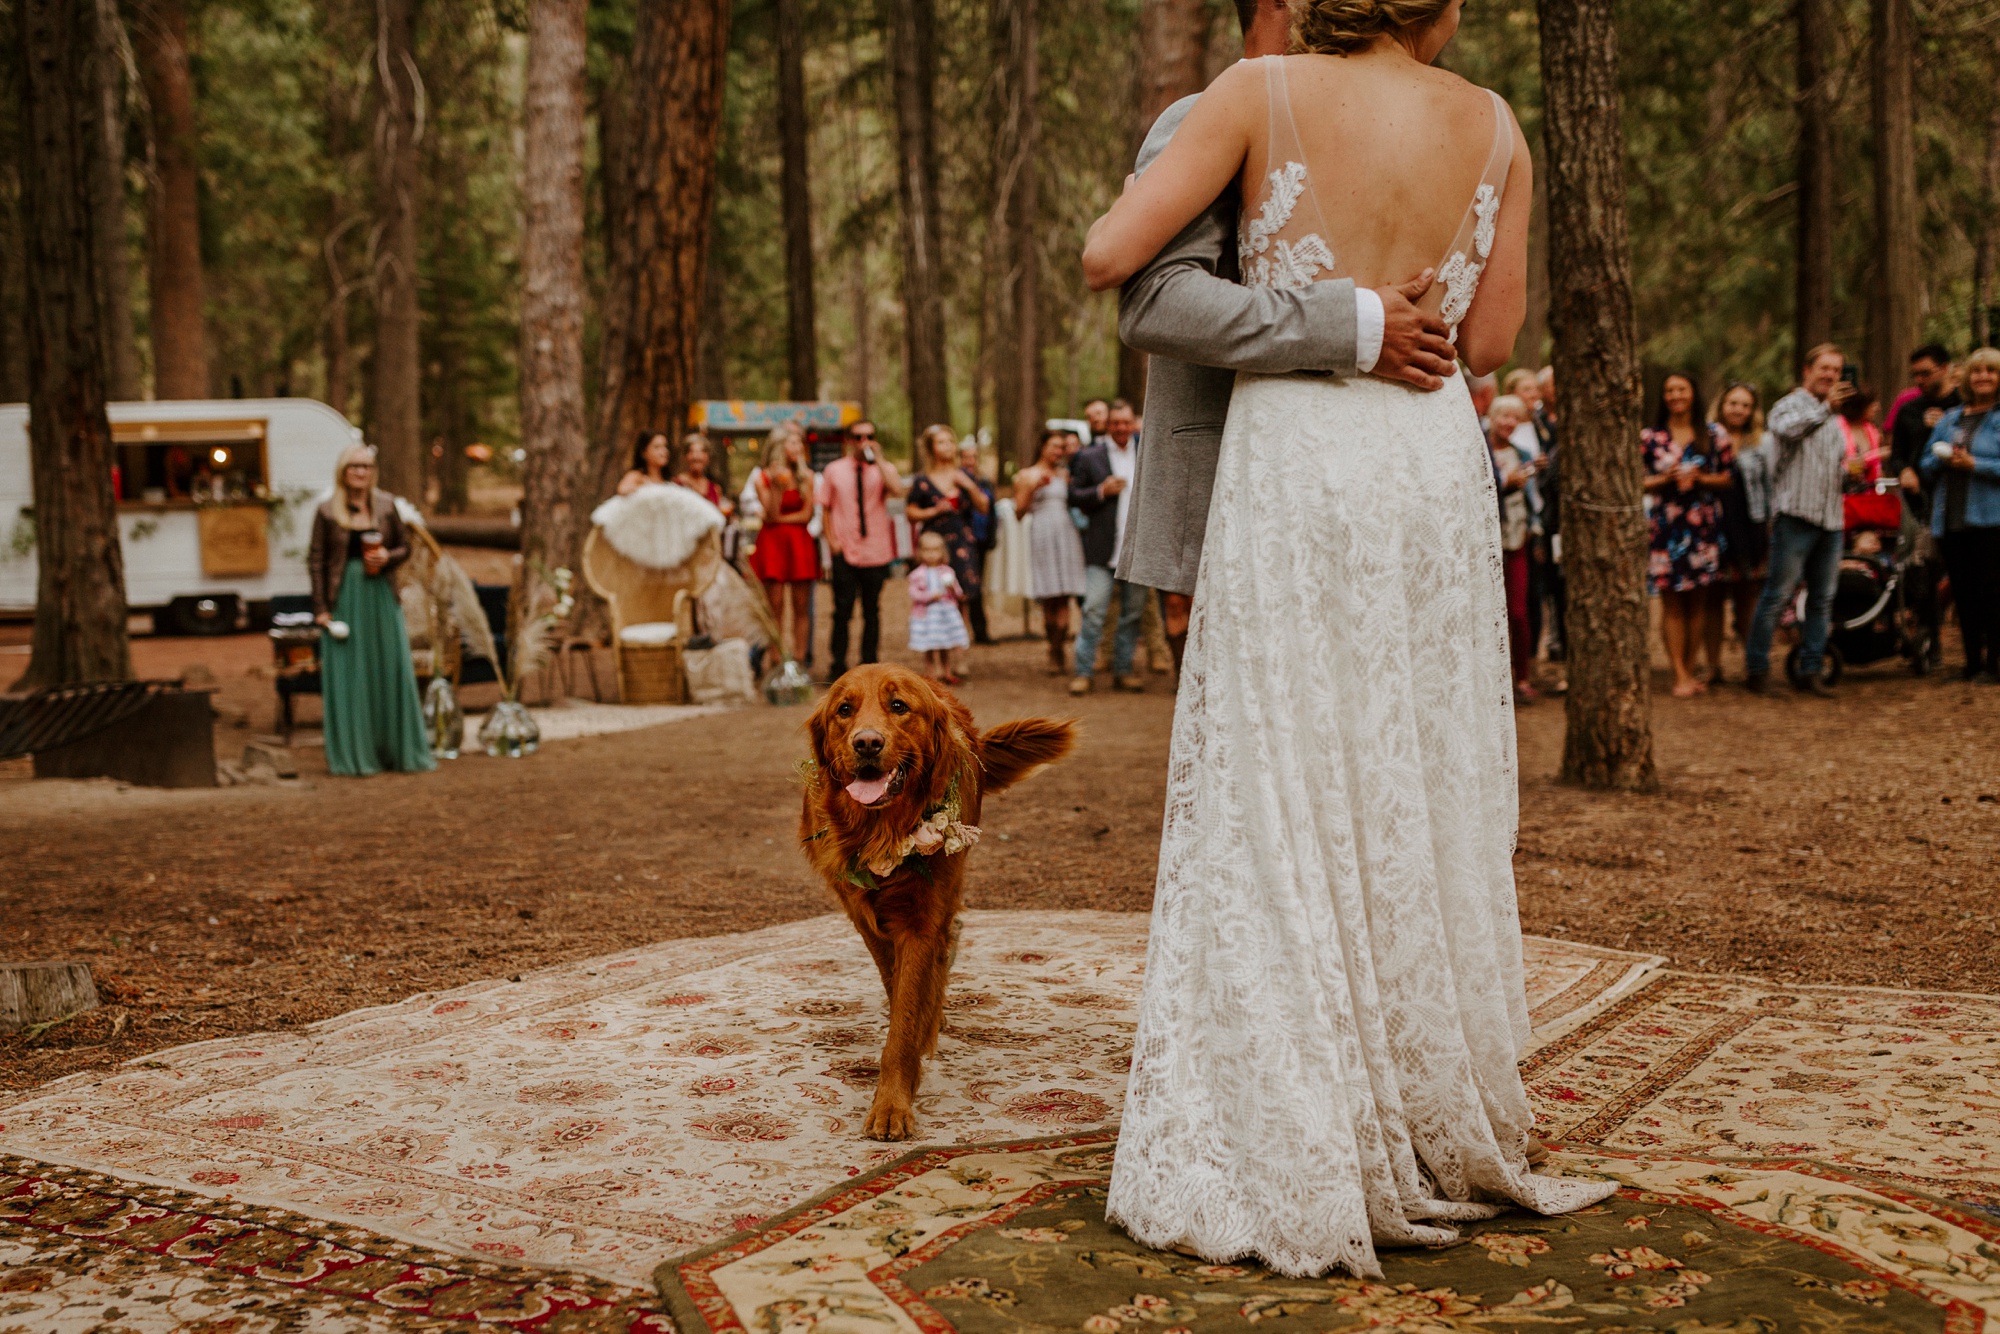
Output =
[{"x1": 1642, "y1": 372, "x2": 1736, "y2": 696}]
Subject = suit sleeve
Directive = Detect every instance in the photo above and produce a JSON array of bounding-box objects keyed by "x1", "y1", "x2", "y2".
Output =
[
  {"x1": 1116, "y1": 102, "x2": 1359, "y2": 377},
  {"x1": 1070, "y1": 452, "x2": 1111, "y2": 512}
]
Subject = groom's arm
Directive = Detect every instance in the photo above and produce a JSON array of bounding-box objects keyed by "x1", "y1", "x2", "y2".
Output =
[{"x1": 1118, "y1": 98, "x2": 1358, "y2": 377}]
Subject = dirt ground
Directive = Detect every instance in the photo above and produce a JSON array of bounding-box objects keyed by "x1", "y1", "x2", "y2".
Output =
[{"x1": 3, "y1": 587, "x2": 1997, "y2": 1093}]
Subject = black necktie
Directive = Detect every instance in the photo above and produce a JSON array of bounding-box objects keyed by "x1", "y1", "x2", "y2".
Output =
[{"x1": 855, "y1": 459, "x2": 869, "y2": 538}]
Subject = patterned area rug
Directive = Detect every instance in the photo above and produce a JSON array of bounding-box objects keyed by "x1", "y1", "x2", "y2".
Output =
[
  {"x1": 656, "y1": 1136, "x2": 2000, "y2": 1334},
  {"x1": 1526, "y1": 972, "x2": 2000, "y2": 1215},
  {"x1": 0, "y1": 912, "x2": 1654, "y2": 1298}
]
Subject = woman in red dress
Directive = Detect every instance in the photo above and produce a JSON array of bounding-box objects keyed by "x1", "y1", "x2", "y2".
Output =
[{"x1": 749, "y1": 430, "x2": 821, "y2": 663}]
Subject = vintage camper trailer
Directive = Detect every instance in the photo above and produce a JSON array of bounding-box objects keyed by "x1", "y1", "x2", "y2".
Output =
[{"x1": 0, "y1": 398, "x2": 362, "y2": 633}]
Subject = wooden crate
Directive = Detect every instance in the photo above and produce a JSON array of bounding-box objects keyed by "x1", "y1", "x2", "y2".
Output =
[{"x1": 619, "y1": 641, "x2": 686, "y2": 704}]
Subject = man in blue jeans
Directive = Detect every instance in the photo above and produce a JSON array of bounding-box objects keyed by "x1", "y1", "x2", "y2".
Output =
[
  {"x1": 1069, "y1": 400, "x2": 1145, "y2": 695},
  {"x1": 1746, "y1": 343, "x2": 1855, "y2": 697}
]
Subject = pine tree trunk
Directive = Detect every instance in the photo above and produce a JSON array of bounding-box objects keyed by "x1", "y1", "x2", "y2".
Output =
[
  {"x1": 1974, "y1": 100, "x2": 2000, "y2": 348},
  {"x1": 0, "y1": 124, "x2": 27, "y2": 405},
  {"x1": 369, "y1": 0, "x2": 423, "y2": 500},
  {"x1": 132, "y1": 0, "x2": 209, "y2": 399},
  {"x1": 1793, "y1": 0, "x2": 1835, "y2": 360},
  {"x1": 1867, "y1": 0, "x2": 1918, "y2": 394},
  {"x1": 514, "y1": 0, "x2": 588, "y2": 657},
  {"x1": 91, "y1": 0, "x2": 137, "y2": 400},
  {"x1": 15, "y1": 0, "x2": 130, "y2": 690},
  {"x1": 888, "y1": 0, "x2": 949, "y2": 434},
  {"x1": 1512, "y1": 149, "x2": 1549, "y2": 369},
  {"x1": 776, "y1": 0, "x2": 817, "y2": 403},
  {"x1": 1540, "y1": 0, "x2": 1655, "y2": 791},
  {"x1": 993, "y1": 0, "x2": 1042, "y2": 466},
  {"x1": 581, "y1": 0, "x2": 730, "y2": 513}
]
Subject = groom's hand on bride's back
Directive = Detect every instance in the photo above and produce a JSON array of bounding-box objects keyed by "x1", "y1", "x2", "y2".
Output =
[{"x1": 1374, "y1": 269, "x2": 1458, "y2": 393}]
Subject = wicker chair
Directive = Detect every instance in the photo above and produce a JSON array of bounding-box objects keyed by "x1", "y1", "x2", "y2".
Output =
[{"x1": 581, "y1": 524, "x2": 724, "y2": 704}]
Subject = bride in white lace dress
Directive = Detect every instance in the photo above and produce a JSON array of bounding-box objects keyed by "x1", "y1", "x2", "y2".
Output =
[{"x1": 1079, "y1": 0, "x2": 1616, "y2": 1280}]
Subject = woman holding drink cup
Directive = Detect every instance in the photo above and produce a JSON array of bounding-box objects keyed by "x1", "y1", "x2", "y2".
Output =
[
  {"x1": 1920, "y1": 347, "x2": 2000, "y2": 681},
  {"x1": 308, "y1": 444, "x2": 435, "y2": 775}
]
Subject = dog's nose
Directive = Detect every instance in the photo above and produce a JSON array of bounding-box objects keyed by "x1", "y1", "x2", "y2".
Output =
[{"x1": 851, "y1": 730, "x2": 885, "y2": 763}]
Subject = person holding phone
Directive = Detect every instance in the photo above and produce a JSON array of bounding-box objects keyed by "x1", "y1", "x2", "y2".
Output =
[
  {"x1": 307, "y1": 444, "x2": 434, "y2": 776},
  {"x1": 1919, "y1": 346, "x2": 2000, "y2": 681},
  {"x1": 1745, "y1": 343, "x2": 1856, "y2": 696},
  {"x1": 815, "y1": 419, "x2": 908, "y2": 680}
]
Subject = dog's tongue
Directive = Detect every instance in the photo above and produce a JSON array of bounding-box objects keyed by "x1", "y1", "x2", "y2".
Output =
[{"x1": 845, "y1": 776, "x2": 891, "y2": 806}]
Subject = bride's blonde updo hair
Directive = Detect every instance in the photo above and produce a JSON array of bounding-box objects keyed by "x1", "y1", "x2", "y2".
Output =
[{"x1": 1289, "y1": 0, "x2": 1454, "y2": 55}]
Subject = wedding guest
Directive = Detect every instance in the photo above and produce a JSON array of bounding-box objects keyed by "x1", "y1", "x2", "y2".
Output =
[
  {"x1": 818, "y1": 419, "x2": 907, "y2": 680},
  {"x1": 673, "y1": 433, "x2": 733, "y2": 516},
  {"x1": 1069, "y1": 399, "x2": 1143, "y2": 695},
  {"x1": 1083, "y1": 398, "x2": 1111, "y2": 447},
  {"x1": 1747, "y1": 344, "x2": 1853, "y2": 696},
  {"x1": 1713, "y1": 381, "x2": 1773, "y2": 678},
  {"x1": 1489, "y1": 396, "x2": 1538, "y2": 704},
  {"x1": 1469, "y1": 372, "x2": 1498, "y2": 431},
  {"x1": 616, "y1": 432, "x2": 673, "y2": 495},
  {"x1": 1642, "y1": 372, "x2": 1733, "y2": 696},
  {"x1": 308, "y1": 444, "x2": 434, "y2": 777},
  {"x1": 1014, "y1": 427, "x2": 1089, "y2": 675},
  {"x1": 904, "y1": 425, "x2": 989, "y2": 661},
  {"x1": 1892, "y1": 344, "x2": 1960, "y2": 517},
  {"x1": 908, "y1": 531, "x2": 970, "y2": 683},
  {"x1": 1919, "y1": 346, "x2": 2000, "y2": 681},
  {"x1": 1533, "y1": 365, "x2": 1565, "y2": 669},
  {"x1": 750, "y1": 430, "x2": 820, "y2": 664},
  {"x1": 957, "y1": 438, "x2": 999, "y2": 645}
]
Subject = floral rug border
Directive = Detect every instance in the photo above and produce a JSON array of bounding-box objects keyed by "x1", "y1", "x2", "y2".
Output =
[{"x1": 0, "y1": 1151, "x2": 668, "y2": 1331}]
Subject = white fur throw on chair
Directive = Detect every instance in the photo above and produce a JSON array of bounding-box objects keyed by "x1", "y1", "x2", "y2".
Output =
[{"x1": 590, "y1": 484, "x2": 724, "y2": 571}]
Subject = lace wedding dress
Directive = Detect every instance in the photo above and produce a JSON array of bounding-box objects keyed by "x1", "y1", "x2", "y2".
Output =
[{"x1": 1105, "y1": 57, "x2": 1617, "y2": 1279}]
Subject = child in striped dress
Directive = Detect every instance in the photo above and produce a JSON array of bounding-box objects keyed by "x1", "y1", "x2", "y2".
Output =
[{"x1": 908, "y1": 530, "x2": 970, "y2": 683}]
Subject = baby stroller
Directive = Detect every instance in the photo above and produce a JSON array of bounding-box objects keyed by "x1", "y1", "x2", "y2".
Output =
[{"x1": 1784, "y1": 478, "x2": 1943, "y2": 685}]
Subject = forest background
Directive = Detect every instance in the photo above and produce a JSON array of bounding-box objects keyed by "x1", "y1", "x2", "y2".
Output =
[{"x1": 1, "y1": 0, "x2": 1996, "y2": 500}]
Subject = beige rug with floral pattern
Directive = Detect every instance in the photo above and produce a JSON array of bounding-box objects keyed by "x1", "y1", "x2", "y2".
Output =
[{"x1": 0, "y1": 910, "x2": 1659, "y2": 1300}]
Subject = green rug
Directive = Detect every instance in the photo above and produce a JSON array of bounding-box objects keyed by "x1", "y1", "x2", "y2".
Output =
[{"x1": 656, "y1": 1135, "x2": 2000, "y2": 1334}]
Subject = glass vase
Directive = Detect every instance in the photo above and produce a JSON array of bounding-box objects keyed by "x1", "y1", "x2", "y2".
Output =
[
  {"x1": 764, "y1": 658, "x2": 815, "y2": 706},
  {"x1": 423, "y1": 676, "x2": 463, "y2": 759},
  {"x1": 479, "y1": 698, "x2": 540, "y2": 757}
]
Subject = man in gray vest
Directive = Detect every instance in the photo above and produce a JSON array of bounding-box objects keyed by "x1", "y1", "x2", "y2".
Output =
[{"x1": 1114, "y1": 0, "x2": 1458, "y2": 672}]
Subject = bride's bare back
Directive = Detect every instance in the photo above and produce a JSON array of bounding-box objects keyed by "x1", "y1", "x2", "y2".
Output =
[{"x1": 1083, "y1": 43, "x2": 1531, "y2": 374}]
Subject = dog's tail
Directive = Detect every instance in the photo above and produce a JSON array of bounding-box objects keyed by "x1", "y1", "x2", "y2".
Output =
[{"x1": 976, "y1": 716, "x2": 1078, "y2": 793}]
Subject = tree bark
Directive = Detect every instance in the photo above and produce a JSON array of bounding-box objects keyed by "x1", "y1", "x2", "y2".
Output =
[
  {"x1": 1539, "y1": 0, "x2": 1655, "y2": 791},
  {"x1": 132, "y1": 0, "x2": 209, "y2": 399},
  {"x1": 887, "y1": 0, "x2": 949, "y2": 434},
  {"x1": 1974, "y1": 99, "x2": 2000, "y2": 348},
  {"x1": 91, "y1": 0, "x2": 137, "y2": 400},
  {"x1": 369, "y1": 0, "x2": 423, "y2": 500},
  {"x1": 16, "y1": 0, "x2": 130, "y2": 690},
  {"x1": 1512, "y1": 145, "x2": 1550, "y2": 369},
  {"x1": 1793, "y1": 0, "x2": 1835, "y2": 362},
  {"x1": 0, "y1": 122, "x2": 27, "y2": 405},
  {"x1": 993, "y1": 0, "x2": 1042, "y2": 466},
  {"x1": 1867, "y1": 0, "x2": 1919, "y2": 394},
  {"x1": 514, "y1": 0, "x2": 589, "y2": 655},
  {"x1": 776, "y1": 0, "x2": 818, "y2": 402},
  {"x1": 581, "y1": 0, "x2": 730, "y2": 514}
]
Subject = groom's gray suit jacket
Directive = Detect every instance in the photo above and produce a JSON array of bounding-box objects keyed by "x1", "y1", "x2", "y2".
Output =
[{"x1": 1113, "y1": 94, "x2": 1360, "y2": 597}]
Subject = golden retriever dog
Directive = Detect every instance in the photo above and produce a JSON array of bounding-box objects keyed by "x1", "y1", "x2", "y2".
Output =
[{"x1": 800, "y1": 664, "x2": 1075, "y2": 1140}]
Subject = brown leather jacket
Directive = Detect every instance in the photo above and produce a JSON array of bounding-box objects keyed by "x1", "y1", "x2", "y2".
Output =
[{"x1": 308, "y1": 490, "x2": 412, "y2": 615}]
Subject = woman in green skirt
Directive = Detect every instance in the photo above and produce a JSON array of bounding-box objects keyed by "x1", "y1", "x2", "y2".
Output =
[{"x1": 307, "y1": 444, "x2": 435, "y2": 776}]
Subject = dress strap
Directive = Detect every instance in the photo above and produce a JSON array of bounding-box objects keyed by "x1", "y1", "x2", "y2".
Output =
[{"x1": 1428, "y1": 89, "x2": 1514, "y2": 337}]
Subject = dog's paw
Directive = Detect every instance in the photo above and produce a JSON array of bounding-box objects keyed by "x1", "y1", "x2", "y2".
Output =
[{"x1": 863, "y1": 1097, "x2": 917, "y2": 1141}]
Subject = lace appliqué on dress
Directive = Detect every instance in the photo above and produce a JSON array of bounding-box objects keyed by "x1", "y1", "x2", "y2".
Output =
[
  {"x1": 1438, "y1": 184, "x2": 1502, "y2": 333},
  {"x1": 1238, "y1": 162, "x2": 1336, "y2": 290}
]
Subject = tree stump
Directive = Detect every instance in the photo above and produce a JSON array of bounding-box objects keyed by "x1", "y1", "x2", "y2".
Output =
[{"x1": 0, "y1": 962, "x2": 100, "y2": 1033}]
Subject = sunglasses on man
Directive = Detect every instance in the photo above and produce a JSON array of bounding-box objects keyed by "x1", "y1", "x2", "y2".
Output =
[{"x1": 848, "y1": 428, "x2": 876, "y2": 441}]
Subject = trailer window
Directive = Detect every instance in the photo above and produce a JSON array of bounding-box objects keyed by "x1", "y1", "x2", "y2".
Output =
[{"x1": 112, "y1": 420, "x2": 270, "y2": 507}]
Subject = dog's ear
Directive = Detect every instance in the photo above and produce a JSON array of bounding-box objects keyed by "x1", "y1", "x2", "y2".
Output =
[
  {"x1": 920, "y1": 677, "x2": 976, "y2": 805},
  {"x1": 806, "y1": 687, "x2": 835, "y2": 773}
]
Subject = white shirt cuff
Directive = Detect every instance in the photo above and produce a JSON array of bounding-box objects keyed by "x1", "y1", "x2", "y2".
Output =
[{"x1": 1354, "y1": 287, "x2": 1385, "y2": 375}]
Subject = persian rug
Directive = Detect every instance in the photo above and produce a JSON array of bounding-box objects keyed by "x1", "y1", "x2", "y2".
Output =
[
  {"x1": 0, "y1": 1154, "x2": 667, "y2": 1332},
  {"x1": 1525, "y1": 971, "x2": 2000, "y2": 1217},
  {"x1": 0, "y1": 913, "x2": 1653, "y2": 1295},
  {"x1": 655, "y1": 1135, "x2": 2000, "y2": 1334}
]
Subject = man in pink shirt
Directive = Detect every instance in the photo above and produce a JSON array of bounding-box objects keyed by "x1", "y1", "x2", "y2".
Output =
[{"x1": 815, "y1": 419, "x2": 908, "y2": 679}]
